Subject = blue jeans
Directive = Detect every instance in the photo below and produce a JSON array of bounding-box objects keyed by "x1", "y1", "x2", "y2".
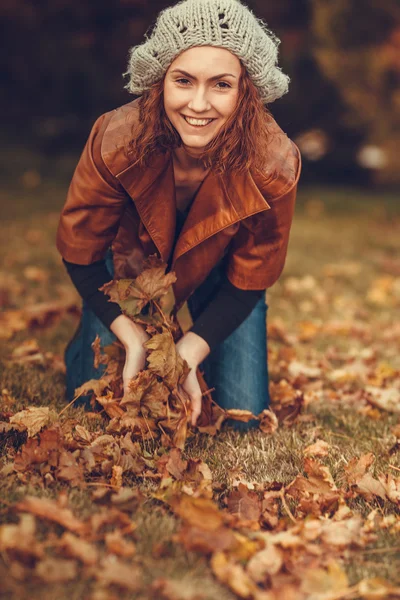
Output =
[{"x1": 64, "y1": 249, "x2": 270, "y2": 432}]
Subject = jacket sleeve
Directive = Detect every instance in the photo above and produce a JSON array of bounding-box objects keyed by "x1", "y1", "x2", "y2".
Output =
[
  {"x1": 225, "y1": 141, "x2": 302, "y2": 290},
  {"x1": 56, "y1": 112, "x2": 129, "y2": 264}
]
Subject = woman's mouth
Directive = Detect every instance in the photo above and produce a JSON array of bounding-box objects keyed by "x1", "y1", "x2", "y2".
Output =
[{"x1": 181, "y1": 114, "x2": 216, "y2": 128}]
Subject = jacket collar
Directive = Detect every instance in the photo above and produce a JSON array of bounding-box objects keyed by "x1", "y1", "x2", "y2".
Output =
[{"x1": 115, "y1": 149, "x2": 271, "y2": 270}]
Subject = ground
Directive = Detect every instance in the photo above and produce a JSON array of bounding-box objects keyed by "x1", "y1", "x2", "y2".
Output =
[{"x1": 0, "y1": 148, "x2": 399, "y2": 599}]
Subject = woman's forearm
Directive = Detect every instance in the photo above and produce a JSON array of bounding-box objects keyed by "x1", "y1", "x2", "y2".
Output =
[{"x1": 110, "y1": 314, "x2": 150, "y2": 349}]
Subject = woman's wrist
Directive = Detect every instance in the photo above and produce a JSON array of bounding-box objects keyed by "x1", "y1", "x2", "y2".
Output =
[
  {"x1": 176, "y1": 331, "x2": 211, "y2": 368},
  {"x1": 110, "y1": 314, "x2": 150, "y2": 349}
]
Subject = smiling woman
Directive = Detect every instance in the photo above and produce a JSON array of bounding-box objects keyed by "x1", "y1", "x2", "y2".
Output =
[
  {"x1": 163, "y1": 46, "x2": 241, "y2": 171},
  {"x1": 124, "y1": 44, "x2": 285, "y2": 177},
  {"x1": 56, "y1": 0, "x2": 301, "y2": 432}
]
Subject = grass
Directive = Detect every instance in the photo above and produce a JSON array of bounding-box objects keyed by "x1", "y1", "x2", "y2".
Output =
[{"x1": 1, "y1": 155, "x2": 400, "y2": 598}]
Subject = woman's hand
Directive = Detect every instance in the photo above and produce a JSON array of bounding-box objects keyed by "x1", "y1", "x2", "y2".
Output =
[
  {"x1": 176, "y1": 332, "x2": 211, "y2": 427},
  {"x1": 121, "y1": 343, "x2": 148, "y2": 396},
  {"x1": 110, "y1": 314, "x2": 150, "y2": 396}
]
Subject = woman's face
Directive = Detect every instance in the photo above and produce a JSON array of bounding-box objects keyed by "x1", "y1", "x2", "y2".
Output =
[{"x1": 164, "y1": 46, "x2": 241, "y2": 155}]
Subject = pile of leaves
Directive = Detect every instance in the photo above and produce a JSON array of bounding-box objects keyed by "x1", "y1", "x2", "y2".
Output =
[{"x1": 69, "y1": 254, "x2": 284, "y2": 450}]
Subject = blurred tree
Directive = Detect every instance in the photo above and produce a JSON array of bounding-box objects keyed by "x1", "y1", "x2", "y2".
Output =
[{"x1": 311, "y1": 0, "x2": 400, "y2": 184}]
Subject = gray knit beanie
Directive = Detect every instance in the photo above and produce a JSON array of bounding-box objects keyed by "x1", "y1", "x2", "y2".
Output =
[{"x1": 123, "y1": 0, "x2": 290, "y2": 104}]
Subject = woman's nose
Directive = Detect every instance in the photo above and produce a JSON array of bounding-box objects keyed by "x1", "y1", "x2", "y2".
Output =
[{"x1": 187, "y1": 87, "x2": 212, "y2": 112}]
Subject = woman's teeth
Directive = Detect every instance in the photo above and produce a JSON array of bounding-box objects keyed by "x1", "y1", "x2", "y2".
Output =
[{"x1": 183, "y1": 115, "x2": 214, "y2": 127}]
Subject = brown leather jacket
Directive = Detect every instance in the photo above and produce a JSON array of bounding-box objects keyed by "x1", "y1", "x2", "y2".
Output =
[{"x1": 56, "y1": 98, "x2": 301, "y2": 323}]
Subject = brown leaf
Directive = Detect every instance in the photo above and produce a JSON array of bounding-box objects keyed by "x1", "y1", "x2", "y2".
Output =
[
  {"x1": 211, "y1": 551, "x2": 261, "y2": 598},
  {"x1": 270, "y1": 380, "x2": 304, "y2": 425},
  {"x1": 303, "y1": 439, "x2": 331, "y2": 457},
  {"x1": 93, "y1": 555, "x2": 142, "y2": 591},
  {"x1": 286, "y1": 458, "x2": 337, "y2": 502},
  {"x1": 169, "y1": 495, "x2": 226, "y2": 531},
  {"x1": 73, "y1": 424, "x2": 93, "y2": 445},
  {"x1": 100, "y1": 257, "x2": 177, "y2": 318},
  {"x1": 34, "y1": 557, "x2": 78, "y2": 582},
  {"x1": 12, "y1": 496, "x2": 86, "y2": 534},
  {"x1": 344, "y1": 453, "x2": 375, "y2": 486},
  {"x1": 121, "y1": 369, "x2": 169, "y2": 419},
  {"x1": 144, "y1": 331, "x2": 187, "y2": 389},
  {"x1": 176, "y1": 523, "x2": 238, "y2": 555},
  {"x1": 224, "y1": 409, "x2": 258, "y2": 423},
  {"x1": 10, "y1": 406, "x2": 58, "y2": 438},
  {"x1": 105, "y1": 530, "x2": 136, "y2": 557},
  {"x1": 110, "y1": 465, "x2": 123, "y2": 488},
  {"x1": 0, "y1": 513, "x2": 44, "y2": 562},
  {"x1": 320, "y1": 515, "x2": 364, "y2": 548},
  {"x1": 163, "y1": 447, "x2": 188, "y2": 480},
  {"x1": 357, "y1": 577, "x2": 400, "y2": 598},
  {"x1": 246, "y1": 544, "x2": 284, "y2": 582},
  {"x1": 299, "y1": 559, "x2": 349, "y2": 597},
  {"x1": 355, "y1": 473, "x2": 390, "y2": 502},
  {"x1": 225, "y1": 483, "x2": 262, "y2": 524},
  {"x1": 57, "y1": 531, "x2": 98, "y2": 565},
  {"x1": 365, "y1": 386, "x2": 400, "y2": 413},
  {"x1": 56, "y1": 450, "x2": 85, "y2": 486},
  {"x1": 14, "y1": 426, "x2": 64, "y2": 472},
  {"x1": 73, "y1": 377, "x2": 110, "y2": 400},
  {"x1": 151, "y1": 577, "x2": 207, "y2": 600},
  {"x1": 258, "y1": 408, "x2": 279, "y2": 434}
]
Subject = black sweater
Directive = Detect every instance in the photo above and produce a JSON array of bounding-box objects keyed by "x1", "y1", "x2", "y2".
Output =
[{"x1": 62, "y1": 207, "x2": 264, "y2": 351}]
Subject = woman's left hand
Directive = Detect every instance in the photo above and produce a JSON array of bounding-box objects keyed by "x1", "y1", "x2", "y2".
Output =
[{"x1": 175, "y1": 332, "x2": 211, "y2": 427}]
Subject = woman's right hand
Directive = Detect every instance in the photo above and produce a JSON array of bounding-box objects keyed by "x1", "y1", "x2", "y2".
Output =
[
  {"x1": 110, "y1": 314, "x2": 150, "y2": 396},
  {"x1": 122, "y1": 343, "x2": 148, "y2": 396}
]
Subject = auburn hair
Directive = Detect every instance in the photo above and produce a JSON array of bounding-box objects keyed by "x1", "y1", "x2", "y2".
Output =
[{"x1": 125, "y1": 60, "x2": 275, "y2": 175}]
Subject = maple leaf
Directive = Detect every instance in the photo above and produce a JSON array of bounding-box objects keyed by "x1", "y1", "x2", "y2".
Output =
[
  {"x1": 100, "y1": 255, "x2": 177, "y2": 318},
  {"x1": 225, "y1": 483, "x2": 262, "y2": 525},
  {"x1": 9, "y1": 406, "x2": 58, "y2": 438},
  {"x1": 14, "y1": 426, "x2": 64, "y2": 472},
  {"x1": 121, "y1": 369, "x2": 169, "y2": 419},
  {"x1": 144, "y1": 331, "x2": 188, "y2": 389}
]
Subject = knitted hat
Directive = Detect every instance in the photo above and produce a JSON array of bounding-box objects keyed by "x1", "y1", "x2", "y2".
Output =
[{"x1": 123, "y1": 0, "x2": 289, "y2": 104}]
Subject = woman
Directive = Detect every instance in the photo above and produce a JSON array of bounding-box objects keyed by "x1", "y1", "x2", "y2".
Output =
[{"x1": 56, "y1": 0, "x2": 301, "y2": 432}]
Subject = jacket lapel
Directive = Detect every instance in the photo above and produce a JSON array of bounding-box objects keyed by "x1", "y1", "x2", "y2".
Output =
[
  {"x1": 116, "y1": 151, "x2": 176, "y2": 263},
  {"x1": 115, "y1": 149, "x2": 272, "y2": 269}
]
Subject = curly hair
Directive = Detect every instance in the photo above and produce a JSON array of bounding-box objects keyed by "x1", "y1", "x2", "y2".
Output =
[{"x1": 125, "y1": 60, "x2": 275, "y2": 176}]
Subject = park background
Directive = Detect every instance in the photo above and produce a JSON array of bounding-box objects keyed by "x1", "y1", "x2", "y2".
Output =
[
  {"x1": 1, "y1": 0, "x2": 400, "y2": 188},
  {"x1": 1, "y1": 2, "x2": 400, "y2": 599}
]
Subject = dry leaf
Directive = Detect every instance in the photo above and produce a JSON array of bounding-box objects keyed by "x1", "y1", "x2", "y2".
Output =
[{"x1": 10, "y1": 406, "x2": 58, "y2": 437}]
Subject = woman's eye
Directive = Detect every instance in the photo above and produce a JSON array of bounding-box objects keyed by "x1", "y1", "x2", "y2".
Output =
[{"x1": 175, "y1": 78, "x2": 231, "y2": 89}]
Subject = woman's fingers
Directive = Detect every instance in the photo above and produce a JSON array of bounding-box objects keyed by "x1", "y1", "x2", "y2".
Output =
[
  {"x1": 180, "y1": 370, "x2": 203, "y2": 426},
  {"x1": 190, "y1": 393, "x2": 202, "y2": 426},
  {"x1": 122, "y1": 346, "x2": 147, "y2": 395}
]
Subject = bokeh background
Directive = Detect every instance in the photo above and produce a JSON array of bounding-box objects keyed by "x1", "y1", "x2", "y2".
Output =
[{"x1": 1, "y1": 0, "x2": 400, "y2": 191}]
